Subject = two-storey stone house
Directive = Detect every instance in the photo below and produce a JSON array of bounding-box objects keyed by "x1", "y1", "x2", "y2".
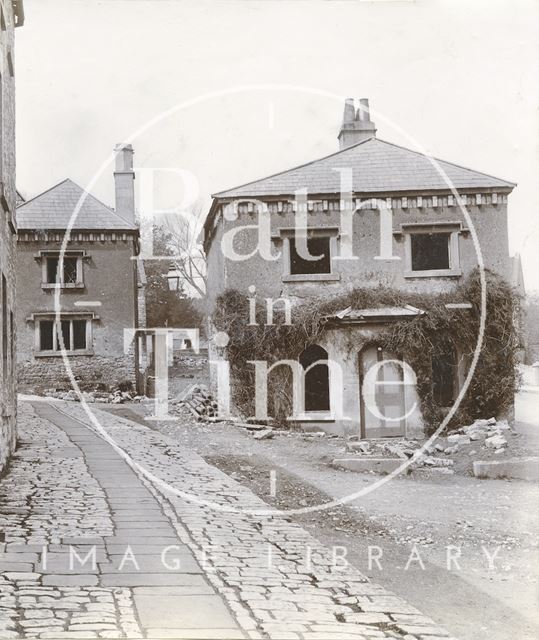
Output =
[
  {"x1": 204, "y1": 98, "x2": 515, "y2": 438},
  {"x1": 15, "y1": 144, "x2": 146, "y2": 394},
  {"x1": 0, "y1": 0, "x2": 24, "y2": 472}
]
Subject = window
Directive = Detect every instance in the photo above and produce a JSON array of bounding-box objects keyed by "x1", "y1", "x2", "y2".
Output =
[
  {"x1": 299, "y1": 344, "x2": 330, "y2": 412},
  {"x1": 42, "y1": 253, "x2": 83, "y2": 287},
  {"x1": 279, "y1": 228, "x2": 340, "y2": 282},
  {"x1": 411, "y1": 233, "x2": 450, "y2": 271},
  {"x1": 402, "y1": 224, "x2": 462, "y2": 278},
  {"x1": 37, "y1": 317, "x2": 89, "y2": 354},
  {"x1": 290, "y1": 236, "x2": 331, "y2": 275}
]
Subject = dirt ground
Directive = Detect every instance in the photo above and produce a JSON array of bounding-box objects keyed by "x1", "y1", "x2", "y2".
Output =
[{"x1": 102, "y1": 393, "x2": 539, "y2": 640}]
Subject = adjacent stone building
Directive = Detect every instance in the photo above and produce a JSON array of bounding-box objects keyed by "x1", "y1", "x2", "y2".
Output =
[
  {"x1": 16, "y1": 144, "x2": 146, "y2": 393},
  {"x1": 204, "y1": 98, "x2": 516, "y2": 438},
  {"x1": 0, "y1": 0, "x2": 24, "y2": 472}
]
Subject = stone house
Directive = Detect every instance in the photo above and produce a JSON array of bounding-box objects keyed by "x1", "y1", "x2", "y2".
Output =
[
  {"x1": 15, "y1": 144, "x2": 146, "y2": 394},
  {"x1": 203, "y1": 98, "x2": 516, "y2": 438},
  {"x1": 0, "y1": 0, "x2": 24, "y2": 472}
]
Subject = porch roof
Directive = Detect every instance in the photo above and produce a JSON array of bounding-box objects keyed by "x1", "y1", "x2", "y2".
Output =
[{"x1": 327, "y1": 305, "x2": 425, "y2": 324}]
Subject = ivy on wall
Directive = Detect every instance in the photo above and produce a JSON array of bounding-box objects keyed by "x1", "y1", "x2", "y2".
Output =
[{"x1": 212, "y1": 269, "x2": 520, "y2": 432}]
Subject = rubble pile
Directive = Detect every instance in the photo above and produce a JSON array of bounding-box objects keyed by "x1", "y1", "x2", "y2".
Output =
[
  {"x1": 432, "y1": 417, "x2": 513, "y2": 456},
  {"x1": 42, "y1": 388, "x2": 146, "y2": 404},
  {"x1": 346, "y1": 437, "x2": 418, "y2": 459},
  {"x1": 342, "y1": 417, "x2": 518, "y2": 475}
]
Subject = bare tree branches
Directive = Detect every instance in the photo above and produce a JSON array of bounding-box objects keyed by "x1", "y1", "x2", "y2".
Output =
[{"x1": 159, "y1": 202, "x2": 207, "y2": 297}]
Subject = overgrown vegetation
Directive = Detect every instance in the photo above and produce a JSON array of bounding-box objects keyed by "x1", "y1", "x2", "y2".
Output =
[
  {"x1": 145, "y1": 225, "x2": 203, "y2": 329},
  {"x1": 213, "y1": 269, "x2": 520, "y2": 432}
]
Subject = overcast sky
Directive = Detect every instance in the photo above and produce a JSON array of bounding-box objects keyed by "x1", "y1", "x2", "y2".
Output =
[{"x1": 16, "y1": 0, "x2": 539, "y2": 291}]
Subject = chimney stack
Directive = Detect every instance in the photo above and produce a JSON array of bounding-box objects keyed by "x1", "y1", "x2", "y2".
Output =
[
  {"x1": 338, "y1": 98, "x2": 376, "y2": 150},
  {"x1": 114, "y1": 143, "x2": 135, "y2": 224}
]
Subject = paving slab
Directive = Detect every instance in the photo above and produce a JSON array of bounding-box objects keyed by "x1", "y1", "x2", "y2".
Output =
[
  {"x1": 100, "y1": 553, "x2": 202, "y2": 573},
  {"x1": 134, "y1": 594, "x2": 238, "y2": 629},
  {"x1": 133, "y1": 585, "x2": 216, "y2": 595},
  {"x1": 42, "y1": 575, "x2": 99, "y2": 587},
  {"x1": 101, "y1": 573, "x2": 210, "y2": 587},
  {"x1": 145, "y1": 628, "x2": 247, "y2": 639}
]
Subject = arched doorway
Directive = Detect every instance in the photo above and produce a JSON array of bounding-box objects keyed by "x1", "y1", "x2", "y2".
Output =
[{"x1": 299, "y1": 344, "x2": 330, "y2": 412}]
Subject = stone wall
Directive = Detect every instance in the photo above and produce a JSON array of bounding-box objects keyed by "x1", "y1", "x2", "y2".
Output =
[
  {"x1": 17, "y1": 354, "x2": 136, "y2": 394},
  {"x1": 0, "y1": 6, "x2": 19, "y2": 473},
  {"x1": 16, "y1": 237, "x2": 140, "y2": 393}
]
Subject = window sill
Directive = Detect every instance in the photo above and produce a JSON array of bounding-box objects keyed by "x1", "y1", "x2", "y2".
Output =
[
  {"x1": 42, "y1": 283, "x2": 85, "y2": 290},
  {"x1": 35, "y1": 350, "x2": 93, "y2": 358},
  {"x1": 283, "y1": 273, "x2": 340, "y2": 283},
  {"x1": 404, "y1": 269, "x2": 462, "y2": 279}
]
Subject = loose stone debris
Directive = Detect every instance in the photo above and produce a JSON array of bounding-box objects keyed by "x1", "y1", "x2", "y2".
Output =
[
  {"x1": 331, "y1": 417, "x2": 523, "y2": 476},
  {"x1": 40, "y1": 387, "x2": 147, "y2": 405}
]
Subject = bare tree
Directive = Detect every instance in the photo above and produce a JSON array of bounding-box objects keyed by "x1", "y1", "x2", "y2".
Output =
[{"x1": 160, "y1": 202, "x2": 207, "y2": 298}]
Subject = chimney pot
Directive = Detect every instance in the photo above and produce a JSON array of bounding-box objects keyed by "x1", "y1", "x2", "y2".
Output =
[
  {"x1": 338, "y1": 98, "x2": 376, "y2": 150},
  {"x1": 359, "y1": 98, "x2": 370, "y2": 122},
  {"x1": 342, "y1": 98, "x2": 356, "y2": 124},
  {"x1": 114, "y1": 143, "x2": 136, "y2": 224}
]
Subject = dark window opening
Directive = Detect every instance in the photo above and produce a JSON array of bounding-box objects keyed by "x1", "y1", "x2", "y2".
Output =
[
  {"x1": 38, "y1": 319, "x2": 88, "y2": 352},
  {"x1": 45, "y1": 256, "x2": 79, "y2": 284},
  {"x1": 39, "y1": 320, "x2": 54, "y2": 351},
  {"x1": 73, "y1": 320, "x2": 87, "y2": 350},
  {"x1": 46, "y1": 257, "x2": 59, "y2": 283},
  {"x1": 290, "y1": 235, "x2": 331, "y2": 275},
  {"x1": 300, "y1": 344, "x2": 330, "y2": 412},
  {"x1": 60, "y1": 320, "x2": 70, "y2": 349},
  {"x1": 432, "y1": 346, "x2": 457, "y2": 406},
  {"x1": 411, "y1": 233, "x2": 450, "y2": 271}
]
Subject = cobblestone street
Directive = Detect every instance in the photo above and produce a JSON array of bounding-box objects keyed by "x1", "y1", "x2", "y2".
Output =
[{"x1": 0, "y1": 400, "x2": 455, "y2": 639}]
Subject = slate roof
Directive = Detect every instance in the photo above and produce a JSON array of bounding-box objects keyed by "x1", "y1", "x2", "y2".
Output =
[
  {"x1": 213, "y1": 138, "x2": 515, "y2": 199},
  {"x1": 16, "y1": 178, "x2": 137, "y2": 231}
]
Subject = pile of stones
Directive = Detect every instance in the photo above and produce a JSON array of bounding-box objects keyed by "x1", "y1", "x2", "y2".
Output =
[
  {"x1": 433, "y1": 417, "x2": 511, "y2": 455},
  {"x1": 42, "y1": 388, "x2": 146, "y2": 404}
]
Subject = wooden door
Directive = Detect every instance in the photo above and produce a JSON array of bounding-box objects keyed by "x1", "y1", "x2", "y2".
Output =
[{"x1": 359, "y1": 345, "x2": 406, "y2": 438}]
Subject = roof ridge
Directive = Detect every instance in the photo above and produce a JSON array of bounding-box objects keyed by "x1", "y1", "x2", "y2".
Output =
[
  {"x1": 212, "y1": 137, "x2": 375, "y2": 198},
  {"x1": 374, "y1": 138, "x2": 516, "y2": 189},
  {"x1": 16, "y1": 177, "x2": 72, "y2": 210},
  {"x1": 17, "y1": 177, "x2": 137, "y2": 230},
  {"x1": 212, "y1": 137, "x2": 515, "y2": 199}
]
